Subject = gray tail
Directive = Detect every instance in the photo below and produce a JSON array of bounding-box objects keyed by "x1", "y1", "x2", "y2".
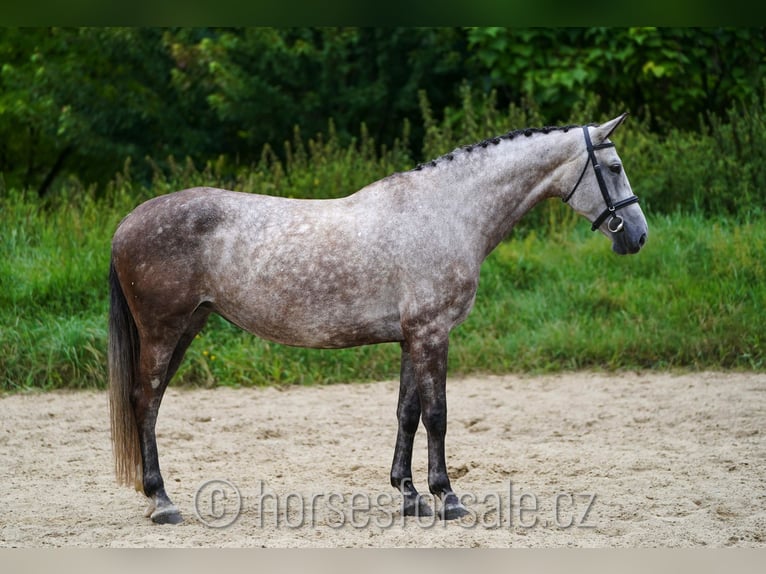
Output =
[{"x1": 107, "y1": 259, "x2": 142, "y2": 488}]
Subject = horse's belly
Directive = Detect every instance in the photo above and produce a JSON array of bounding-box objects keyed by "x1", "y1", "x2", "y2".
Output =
[{"x1": 213, "y1": 295, "x2": 403, "y2": 349}]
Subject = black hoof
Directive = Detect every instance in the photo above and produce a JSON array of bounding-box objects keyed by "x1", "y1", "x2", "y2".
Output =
[
  {"x1": 401, "y1": 495, "x2": 434, "y2": 517},
  {"x1": 151, "y1": 506, "x2": 184, "y2": 524},
  {"x1": 439, "y1": 494, "x2": 469, "y2": 520}
]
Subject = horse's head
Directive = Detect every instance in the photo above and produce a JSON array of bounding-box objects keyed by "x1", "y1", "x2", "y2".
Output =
[{"x1": 563, "y1": 113, "x2": 648, "y2": 254}]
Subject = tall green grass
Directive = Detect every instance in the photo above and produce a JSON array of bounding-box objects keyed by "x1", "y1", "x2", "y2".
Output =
[
  {"x1": 2, "y1": 201, "x2": 764, "y2": 393},
  {"x1": 2, "y1": 89, "x2": 765, "y2": 391},
  {"x1": 451, "y1": 215, "x2": 765, "y2": 372}
]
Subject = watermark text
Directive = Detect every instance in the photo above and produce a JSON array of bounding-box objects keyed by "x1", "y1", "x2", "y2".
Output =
[{"x1": 193, "y1": 479, "x2": 597, "y2": 530}]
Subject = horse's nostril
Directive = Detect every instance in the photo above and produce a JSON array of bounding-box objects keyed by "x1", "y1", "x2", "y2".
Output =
[{"x1": 638, "y1": 233, "x2": 647, "y2": 247}]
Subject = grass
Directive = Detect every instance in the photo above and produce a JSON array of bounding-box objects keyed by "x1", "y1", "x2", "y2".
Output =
[
  {"x1": 451, "y1": 214, "x2": 765, "y2": 373},
  {"x1": 4, "y1": 90, "x2": 766, "y2": 391},
  {"x1": 2, "y1": 190, "x2": 764, "y2": 393}
]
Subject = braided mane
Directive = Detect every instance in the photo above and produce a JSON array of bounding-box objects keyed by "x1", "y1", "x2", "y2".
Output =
[{"x1": 412, "y1": 123, "x2": 587, "y2": 171}]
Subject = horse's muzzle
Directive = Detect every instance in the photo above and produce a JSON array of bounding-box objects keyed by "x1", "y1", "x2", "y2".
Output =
[{"x1": 613, "y1": 229, "x2": 647, "y2": 254}]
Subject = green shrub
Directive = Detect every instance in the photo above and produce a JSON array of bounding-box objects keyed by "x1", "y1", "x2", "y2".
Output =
[
  {"x1": 419, "y1": 84, "x2": 766, "y2": 223},
  {"x1": 3, "y1": 91, "x2": 766, "y2": 391},
  {"x1": 3, "y1": 203, "x2": 764, "y2": 392}
]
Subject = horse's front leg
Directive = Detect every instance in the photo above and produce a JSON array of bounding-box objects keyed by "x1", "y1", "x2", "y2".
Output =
[
  {"x1": 407, "y1": 330, "x2": 469, "y2": 520},
  {"x1": 391, "y1": 341, "x2": 434, "y2": 517}
]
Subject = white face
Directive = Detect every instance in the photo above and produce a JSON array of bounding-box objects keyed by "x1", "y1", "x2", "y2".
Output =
[{"x1": 566, "y1": 118, "x2": 648, "y2": 255}]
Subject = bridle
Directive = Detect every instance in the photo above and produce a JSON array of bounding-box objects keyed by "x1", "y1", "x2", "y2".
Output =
[{"x1": 563, "y1": 125, "x2": 639, "y2": 233}]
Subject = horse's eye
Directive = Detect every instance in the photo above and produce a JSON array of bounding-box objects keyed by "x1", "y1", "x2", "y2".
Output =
[{"x1": 609, "y1": 163, "x2": 622, "y2": 174}]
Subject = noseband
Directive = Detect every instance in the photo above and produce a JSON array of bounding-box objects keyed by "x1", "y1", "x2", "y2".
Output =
[{"x1": 563, "y1": 125, "x2": 639, "y2": 232}]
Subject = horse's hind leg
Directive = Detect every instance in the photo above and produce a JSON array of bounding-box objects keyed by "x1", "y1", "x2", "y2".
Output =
[
  {"x1": 133, "y1": 334, "x2": 182, "y2": 523},
  {"x1": 390, "y1": 341, "x2": 434, "y2": 517},
  {"x1": 134, "y1": 308, "x2": 210, "y2": 524},
  {"x1": 165, "y1": 306, "x2": 211, "y2": 385}
]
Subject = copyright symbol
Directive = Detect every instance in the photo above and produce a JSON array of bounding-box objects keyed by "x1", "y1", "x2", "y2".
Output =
[{"x1": 194, "y1": 479, "x2": 242, "y2": 528}]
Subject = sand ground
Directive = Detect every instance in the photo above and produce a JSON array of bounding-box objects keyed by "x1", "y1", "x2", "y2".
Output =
[{"x1": 1, "y1": 371, "x2": 764, "y2": 547}]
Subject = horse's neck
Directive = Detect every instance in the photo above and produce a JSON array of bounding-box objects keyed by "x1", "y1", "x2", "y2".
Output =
[{"x1": 430, "y1": 131, "x2": 580, "y2": 260}]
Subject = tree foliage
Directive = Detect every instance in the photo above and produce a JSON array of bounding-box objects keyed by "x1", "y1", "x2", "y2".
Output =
[
  {"x1": 161, "y1": 28, "x2": 468, "y2": 170},
  {"x1": 1, "y1": 29, "x2": 180, "y2": 192},
  {"x1": 0, "y1": 27, "x2": 763, "y2": 196},
  {"x1": 465, "y1": 27, "x2": 766, "y2": 130}
]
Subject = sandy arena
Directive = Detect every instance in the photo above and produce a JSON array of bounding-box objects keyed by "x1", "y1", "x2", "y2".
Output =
[{"x1": 1, "y1": 371, "x2": 764, "y2": 547}]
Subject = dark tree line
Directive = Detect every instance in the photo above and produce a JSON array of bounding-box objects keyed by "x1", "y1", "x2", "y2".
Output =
[{"x1": 1, "y1": 27, "x2": 763, "y2": 196}]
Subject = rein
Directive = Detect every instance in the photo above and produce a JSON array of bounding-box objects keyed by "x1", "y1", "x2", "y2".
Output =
[{"x1": 563, "y1": 125, "x2": 639, "y2": 233}]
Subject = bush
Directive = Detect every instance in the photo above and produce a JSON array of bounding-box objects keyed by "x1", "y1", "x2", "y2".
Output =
[
  {"x1": 418, "y1": 84, "x2": 766, "y2": 223},
  {"x1": 3, "y1": 91, "x2": 765, "y2": 391}
]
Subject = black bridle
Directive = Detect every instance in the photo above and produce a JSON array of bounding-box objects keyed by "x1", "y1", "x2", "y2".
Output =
[{"x1": 563, "y1": 125, "x2": 639, "y2": 233}]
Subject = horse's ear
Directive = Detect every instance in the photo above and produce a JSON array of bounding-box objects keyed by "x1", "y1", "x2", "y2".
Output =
[{"x1": 594, "y1": 113, "x2": 629, "y2": 143}]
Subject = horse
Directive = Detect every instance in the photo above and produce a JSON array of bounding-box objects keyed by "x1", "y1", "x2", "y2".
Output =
[{"x1": 108, "y1": 113, "x2": 648, "y2": 524}]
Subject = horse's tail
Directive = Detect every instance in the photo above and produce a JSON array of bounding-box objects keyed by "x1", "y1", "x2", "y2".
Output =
[{"x1": 108, "y1": 258, "x2": 142, "y2": 489}]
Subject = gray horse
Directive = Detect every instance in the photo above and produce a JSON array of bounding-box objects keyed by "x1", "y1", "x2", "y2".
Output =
[{"x1": 108, "y1": 113, "x2": 647, "y2": 524}]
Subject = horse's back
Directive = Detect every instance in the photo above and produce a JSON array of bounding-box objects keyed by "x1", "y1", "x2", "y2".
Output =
[
  {"x1": 110, "y1": 184, "x2": 479, "y2": 348},
  {"x1": 110, "y1": 187, "x2": 408, "y2": 347}
]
